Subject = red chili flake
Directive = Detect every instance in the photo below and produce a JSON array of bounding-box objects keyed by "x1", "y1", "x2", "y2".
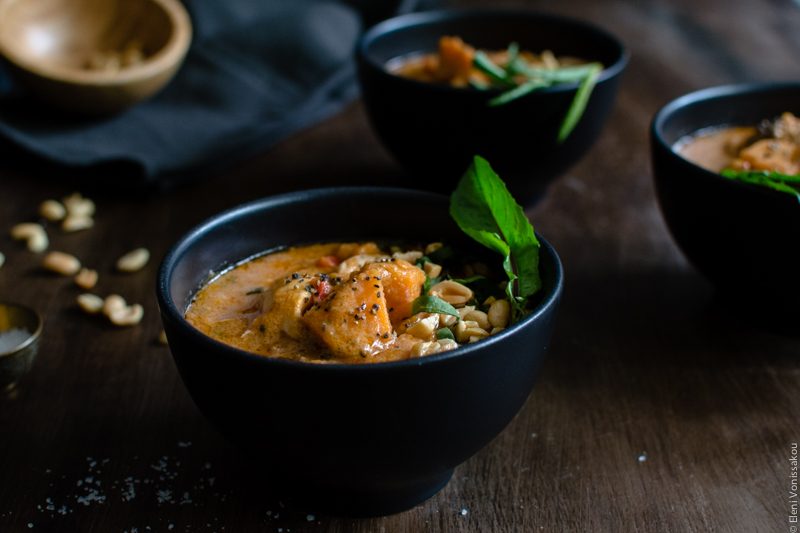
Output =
[
  {"x1": 316, "y1": 255, "x2": 340, "y2": 268},
  {"x1": 315, "y1": 279, "x2": 332, "y2": 301}
]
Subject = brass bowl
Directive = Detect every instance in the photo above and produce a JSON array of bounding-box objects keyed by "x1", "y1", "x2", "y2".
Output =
[
  {"x1": 0, "y1": 302, "x2": 43, "y2": 392},
  {"x1": 0, "y1": 0, "x2": 192, "y2": 115}
]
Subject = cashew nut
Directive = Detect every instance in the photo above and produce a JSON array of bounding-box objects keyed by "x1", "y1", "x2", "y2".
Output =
[
  {"x1": 62, "y1": 215, "x2": 94, "y2": 232},
  {"x1": 75, "y1": 268, "x2": 98, "y2": 289},
  {"x1": 109, "y1": 304, "x2": 144, "y2": 326},
  {"x1": 116, "y1": 248, "x2": 150, "y2": 272},
  {"x1": 43, "y1": 251, "x2": 81, "y2": 276},
  {"x1": 62, "y1": 193, "x2": 95, "y2": 217},
  {"x1": 423, "y1": 261, "x2": 442, "y2": 279},
  {"x1": 39, "y1": 200, "x2": 66, "y2": 221},
  {"x1": 429, "y1": 280, "x2": 473, "y2": 307},
  {"x1": 77, "y1": 293, "x2": 105, "y2": 314},
  {"x1": 488, "y1": 299, "x2": 511, "y2": 328},
  {"x1": 406, "y1": 315, "x2": 439, "y2": 340},
  {"x1": 11, "y1": 223, "x2": 49, "y2": 252}
]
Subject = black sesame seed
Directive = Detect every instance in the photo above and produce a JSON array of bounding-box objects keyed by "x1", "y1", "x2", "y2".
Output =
[
  {"x1": 377, "y1": 292, "x2": 381, "y2": 297},
  {"x1": 372, "y1": 304, "x2": 380, "y2": 310},
  {"x1": 292, "y1": 273, "x2": 300, "y2": 279},
  {"x1": 374, "y1": 284, "x2": 380, "y2": 288},
  {"x1": 259, "y1": 325, "x2": 266, "y2": 332},
  {"x1": 389, "y1": 307, "x2": 394, "y2": 312}
]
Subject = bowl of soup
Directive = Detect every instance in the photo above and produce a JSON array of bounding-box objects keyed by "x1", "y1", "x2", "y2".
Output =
[
  {"x1": 651, "y1": 82, "x2": 800, "y2": 328},
  {"x1": 356, "y1": 9, "x2": 628, "y2": 206},
  {"x1": 156, "y1": 187, "x2": 563, "y2": 516}
]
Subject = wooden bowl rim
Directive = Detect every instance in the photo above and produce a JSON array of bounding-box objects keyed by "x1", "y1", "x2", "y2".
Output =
[{"x1": 0, "y1": 0, "x2": 192, "y2": 86}]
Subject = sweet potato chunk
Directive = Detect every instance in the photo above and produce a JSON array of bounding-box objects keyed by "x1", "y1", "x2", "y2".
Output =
[
  {"x1": 736, "y1": 138, "x2": 800, "y2": 175},
  {"x1": 437, "y1": 36, "x2": 475, "y2": 83},
  {"x1": 302, "y1": 271, "x2": 394, "y2": 360},
  {"x1": 360, "y1": 259, "x2": 426, "y2": 328}
]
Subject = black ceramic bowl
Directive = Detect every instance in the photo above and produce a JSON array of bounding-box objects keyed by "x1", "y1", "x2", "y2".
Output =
[
  {"x1": 651, "y1": 82, "x2": 800, "y2": 324},
  {"x1": 156, "y1": 188, "x2": 563, "y2": 516},
  {"x1": 356, "y1": 9, "x2": 628, "y2": 206}
]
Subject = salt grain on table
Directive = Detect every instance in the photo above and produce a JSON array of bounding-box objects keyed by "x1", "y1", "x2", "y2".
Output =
[{"x1": 0, "y1": 328, "x2": 30, "y2": 353}]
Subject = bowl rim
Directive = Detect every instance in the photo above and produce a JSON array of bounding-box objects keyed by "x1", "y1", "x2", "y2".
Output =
[
  {"x1": 651, "y1": 80, "x2": 800, "y2": 202},
  {"x1": 156, "y1": 187, "x2": 564, "y2": 373},
  {"x1": 357, "y1": 8, "x2": 629, "y2": 96},
  {"x1": 0, "y1": 0, "x2": 192, "y2": 86},
  {"x1": 0, "y1": 301, "x2": 43, "y2": 358}
]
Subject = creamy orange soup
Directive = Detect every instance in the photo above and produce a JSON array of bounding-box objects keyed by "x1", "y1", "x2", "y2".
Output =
[
  {"x1": 676, "y1": 112, "x2": 800, "y2": 175},
  {"x1": 185, "y1": 242, "x2": 512, "y2": 365}
]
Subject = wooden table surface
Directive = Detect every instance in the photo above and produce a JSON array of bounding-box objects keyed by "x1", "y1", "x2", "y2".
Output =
[{"x1": 2, "y1": 0, "x2": 799, "y2": 531}]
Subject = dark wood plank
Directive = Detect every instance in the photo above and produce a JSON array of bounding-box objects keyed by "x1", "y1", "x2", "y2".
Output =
[{"x1": 2, "y1": 0, "x2": 800, "y2": 531}]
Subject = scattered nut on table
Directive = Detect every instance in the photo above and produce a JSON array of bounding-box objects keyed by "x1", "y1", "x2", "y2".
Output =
[
  {"x1": 109, "y1": 304, "x2": 144, "y2": 326},
  {"x1": 77, "y1": 293, "x2": 105, "y2": 314},
  {"x1": 75, "y1": 268, "x2": 98, "y2": 289},
  {"x1": 62, "y1": 193, "x2": 95, "y2": 218},
  {"x1": 39, "y1": 200, "x2": 66, "y2": 221},
  {"x1": 116, "y1": 248, "x2": 150, "y2": 272},
  {"x1": 62, "y1": 215, "x2": 94, "y2": 233},
  {"x1": 42, "y1": 251, "x2": 81, "y2": 276},
  {"x1": 102, "y1": 294, "x2": 127, "y2": 317},
  {"x1": 11, "y1": 223, "x2": 49, "y2": 252}
]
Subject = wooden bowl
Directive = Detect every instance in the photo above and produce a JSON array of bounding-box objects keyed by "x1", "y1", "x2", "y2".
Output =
[{"x1": 0, "y1": 0, "x2": 192, "y2": 115}]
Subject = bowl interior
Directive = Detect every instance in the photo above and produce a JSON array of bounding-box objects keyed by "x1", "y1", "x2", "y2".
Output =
[
  {"x1": 0, "y1": 0, "x2": 176, "y2": 75},
  {"x1": 159, "y1": 188, "x2": 563, "y2": 364},
  {"x1": 654, "y1": 83, "x2": 800, "y2": 148},
  {"x1": 361, "y1": 10, "x2": 627, "y2": 88}
]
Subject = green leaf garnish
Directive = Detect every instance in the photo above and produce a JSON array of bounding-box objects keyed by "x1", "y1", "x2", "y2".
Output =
[
  {"x1": 411, "y1": 295, "x2": 460, "y2": 318},
  {"x1": 557, "y1": 62, "x2": 602, "y2": 143},
  {"x1": 475, "y1": 48, "x2": 603, "y2": 143},
  {"x1": 436, "y1": 328, "x2": 456, "y2": 341},
  {"x1": 422, "y1": 275, "x2": 441, "y2": 295},
  {"x1": 473, "y1": 51, "x2": 514, "y2": 87},
  {"x1": 488, "y1": 78, "x2": 550, "y2": 107},
  {"x1": 720, "y1": 169, "x2": 800, "y2": 203},
  {"x1": 450, "y1": 156, "x2": 541, "y2": 323}
]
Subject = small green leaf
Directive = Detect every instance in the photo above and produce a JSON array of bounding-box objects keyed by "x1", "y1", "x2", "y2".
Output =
[
  {"x1": 423, "y1": 275, "x2": 441, "y2": 294},
  {"x1": 505, "y1": 42, "x2": 520, "y2": 68},
  {"x1": 411, "y1": 295, "x2": 460, "y2": 317},
  {"x1": 436, "y1": 328, "x2": 456, "y2": 341},
  {"x1": 557, "y1": 63, "x2": 603, "y2": 143},
  {"x1": 473, "y1": 51, "x2": 514, "y2": 87},
  {"x1": 488, "y1": 78, "x2": 550, "y2": 107},
  {"x1": 450, "y1": 156, "x2": 541, "y2": 323},
  {"x1": 721, "y1": 169, "x2": 800, "y2": 202}
]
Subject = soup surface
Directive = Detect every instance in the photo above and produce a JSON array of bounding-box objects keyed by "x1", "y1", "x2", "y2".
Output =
[
  {"x1": 676, "y1": 112, "x2": 800, "y2": 175},
  {"x1": 185, "y1": 242, "x2": 511, "y2": 364},
  {"x1": 388, "y1": 36, "x2": 588, "y2": 88}
]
